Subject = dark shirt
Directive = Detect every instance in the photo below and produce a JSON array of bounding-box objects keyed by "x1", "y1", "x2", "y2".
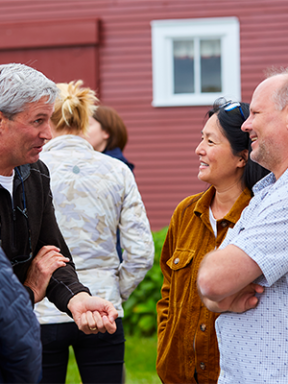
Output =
[
  {"x1": 0, "y1": 161, "x2": 90, "y2": 312},
  {"x1": 103, "y1": 147, "x2": 135, "y2": 173}
]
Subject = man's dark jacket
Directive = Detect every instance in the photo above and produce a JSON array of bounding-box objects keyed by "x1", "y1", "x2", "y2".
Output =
[
  {"x1": 0, "y1": 247, "x2": 42, "y2": 383},
  {"x1": 0, "y1": 160, "x2": 89, "y2": 313}
]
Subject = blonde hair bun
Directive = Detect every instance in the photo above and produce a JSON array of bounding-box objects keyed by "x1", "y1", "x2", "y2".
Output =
[{"x1": 51, "y1": 80, "x2": 98, "y2": 134}]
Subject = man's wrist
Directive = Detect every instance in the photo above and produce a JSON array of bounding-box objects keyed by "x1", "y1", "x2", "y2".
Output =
[{"x1": 67, "y1": 291, "x2": 91, "y2": 313}]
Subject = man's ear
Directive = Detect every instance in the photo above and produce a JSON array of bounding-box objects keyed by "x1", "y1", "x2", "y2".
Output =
[
  {"x1": 0, "y1": 112, "x2": 6, "y2": 132},
  {"x1": 285, "y1": 107, "x2": 288, "y2": 129},
  {"x1": 238, "y1": 149, "x2": 248, "y2": 168}
]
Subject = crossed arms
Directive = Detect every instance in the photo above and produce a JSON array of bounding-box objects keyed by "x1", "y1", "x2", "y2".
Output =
[{"x1": 197, "y1": 244, "x2": 264, "y2": 314}]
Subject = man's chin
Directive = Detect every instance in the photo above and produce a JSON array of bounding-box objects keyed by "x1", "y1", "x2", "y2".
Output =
[
  {"x1": 27, "y1": 154, "x2": 40, "y2": 164},
  {"x1": 250, "y1": 151, "x2": 259, "y2": 164},
  {"x1": 250, "y1": 152, "x2": 269, "y2": 170}
]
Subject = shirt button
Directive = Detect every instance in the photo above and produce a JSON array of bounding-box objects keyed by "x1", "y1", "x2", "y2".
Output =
[
  {"x1": 200, "y1": 362, "x2": 206, "y2": 370},
  {"x1": 174, "y1": 258, "x2": 180, "y2": 264},
  {"x1": 221, "y1": 221, "x2": 228, "y2": 227},
  {"x1": 200, "y1": 324, "x2": 206, "y2": 332}
]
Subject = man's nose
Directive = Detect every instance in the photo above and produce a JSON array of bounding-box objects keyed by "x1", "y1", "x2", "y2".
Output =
[
  {"x1": 41, "y1": 121, "x2": 53, "y2": 141},
  {"x1": 241, "y1": 116, "x2": 251, "y2": 132}
]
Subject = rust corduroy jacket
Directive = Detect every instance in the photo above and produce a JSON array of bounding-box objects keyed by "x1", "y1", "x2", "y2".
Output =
[{"x1": 156, "y1": 186, "x2": 252, "y2": 384}]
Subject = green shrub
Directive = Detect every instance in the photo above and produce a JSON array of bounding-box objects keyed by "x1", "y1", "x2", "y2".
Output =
[{"x1": 122, "y1": 227, "x2": 168, "y2": 337}]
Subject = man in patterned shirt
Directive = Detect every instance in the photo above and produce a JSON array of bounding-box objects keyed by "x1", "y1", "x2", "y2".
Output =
[{"x1": 198, "y1": 70, "x2": 288, "y2": 384}]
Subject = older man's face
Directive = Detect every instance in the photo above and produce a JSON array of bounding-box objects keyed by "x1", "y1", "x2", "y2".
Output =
[
  {"x1": 0, "y1": 96, "x2": 54, "y2": 175},
  {"x1": 241, "y1": 75, "x2": 288, "y2": 179}
]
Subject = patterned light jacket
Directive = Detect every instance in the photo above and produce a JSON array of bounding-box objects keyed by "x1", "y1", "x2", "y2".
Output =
[{"x1": 35, "y1": 135, "x2": 154, "y2": 323}]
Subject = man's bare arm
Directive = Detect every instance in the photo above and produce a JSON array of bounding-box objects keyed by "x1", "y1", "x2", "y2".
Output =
[{"x1": 197, "y1": 244, "x2": 264, "y2": 313}]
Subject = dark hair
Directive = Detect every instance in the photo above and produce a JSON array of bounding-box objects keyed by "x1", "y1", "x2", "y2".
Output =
[
  {"x1": 92, "y1": 106, "x2": 128, "y2": 151},
  {"x1": 209, "y1": 98, "x2": 270, "y2": 194}
]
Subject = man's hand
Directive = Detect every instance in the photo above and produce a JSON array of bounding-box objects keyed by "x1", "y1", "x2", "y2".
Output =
[
  {"x1": 24, "y1": 245, "x2": 69, "y2": 303},
  {"x1": 67, "y1": 292, "x2": 118, "y2": 335},
  {"x1": 200, "y1": 282, "x2": 264, "y2": 313},
  {"x1": 197, "y1": 244, "x2": 263, "y2": 312}
]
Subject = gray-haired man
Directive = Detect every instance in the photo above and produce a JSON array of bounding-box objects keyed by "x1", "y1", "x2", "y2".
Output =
[{"x1": 0, "y1": 63, "x2": 117, "y2": 334}]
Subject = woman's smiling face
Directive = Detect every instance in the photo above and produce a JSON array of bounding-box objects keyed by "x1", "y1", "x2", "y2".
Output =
[{"x1": 195, "y1": 113, "x2": 245, "y2": 189}]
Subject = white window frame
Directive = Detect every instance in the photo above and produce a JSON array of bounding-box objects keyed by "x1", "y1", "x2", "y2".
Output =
[{"x1": 151, "y1": 17, "x2": 241, "y2": 107}]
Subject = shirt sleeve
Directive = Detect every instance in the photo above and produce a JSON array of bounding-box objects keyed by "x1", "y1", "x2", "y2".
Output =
[{"x1": 221, "y1": 198, "x2": 288, "y2": 287}]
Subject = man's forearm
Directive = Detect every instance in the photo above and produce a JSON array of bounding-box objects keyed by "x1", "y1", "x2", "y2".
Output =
[
  {"x1": 197, "y1": 244, "x2": 262, "y2": 301},
  {"x1": 198, "y1": 280, "x2": 264, "y2": 314},
  {"x1": 198, "y1": 296, "x2": 228, "y2": 313},
  {"x1": 197, "y1": 244, "x2": 264, "y2": 314}
]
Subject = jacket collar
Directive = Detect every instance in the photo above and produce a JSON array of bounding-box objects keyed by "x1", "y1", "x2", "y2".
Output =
[
  {"x1": 14, "y1": 164, "x2": 31, "y2": 188},
  {"x1": 194, "y1": 185, "x2": 252, "y2": 225},
  {"x1": 43, "y1": 135, "x2": 94, "y2": 153}
]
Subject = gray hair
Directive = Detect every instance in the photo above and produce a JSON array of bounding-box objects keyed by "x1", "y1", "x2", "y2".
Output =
[
  {"x1": 0, "y1": 63, "x2": 58, "y2": 119},
  {"x1": 265, "y1": 67, "x2": 288, "y2": 111},
  {"x1": 273, "y1": 80, "x2": 288, "y2": 111}
]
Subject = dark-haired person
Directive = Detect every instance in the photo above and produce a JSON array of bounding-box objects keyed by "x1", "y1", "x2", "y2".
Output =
[
  {"x1": 198, "y1": 70, "x2": 288, "y2": 384},
  {"x1": 156, "y1": 99, "x2": 270, "y2": 384},
  {"x1": 88, "y1": 105, "x2": 134, "y2": 172}
]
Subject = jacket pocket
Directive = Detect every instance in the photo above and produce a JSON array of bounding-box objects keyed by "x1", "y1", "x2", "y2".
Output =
[
  {"x1": 166, "y1": 248, "x2": 195, "y2": 308},
  {"x1": 167, "y1": 248, "x2": 195, "y2": 270}
]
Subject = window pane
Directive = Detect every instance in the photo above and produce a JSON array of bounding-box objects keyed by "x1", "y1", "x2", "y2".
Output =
[
  {"x1": 200, "y1": 39, "x2": 222, "y2": 93},
  {"x1": 173, "y1": 40, "x2": 194, "y2": 94}
]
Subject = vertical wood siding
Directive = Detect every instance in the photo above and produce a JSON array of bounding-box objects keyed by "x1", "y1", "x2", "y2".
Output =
[{"x1": 1, "y1": 0, "x2": 288, "y2": 230}]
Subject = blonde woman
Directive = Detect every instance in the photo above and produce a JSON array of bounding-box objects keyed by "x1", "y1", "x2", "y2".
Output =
[{"x1": 35, "y1": 81, "x2": 154, "y2": 384}]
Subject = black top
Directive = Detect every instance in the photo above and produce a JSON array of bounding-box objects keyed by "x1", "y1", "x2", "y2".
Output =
[{"x1": 0, "y1": 160, "x2": 90, "y2": 313}]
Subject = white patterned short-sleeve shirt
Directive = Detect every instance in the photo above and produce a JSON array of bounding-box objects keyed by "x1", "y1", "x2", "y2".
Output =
[{"x1": 216, "y1": 170, "x2": 288, "y2": 384}]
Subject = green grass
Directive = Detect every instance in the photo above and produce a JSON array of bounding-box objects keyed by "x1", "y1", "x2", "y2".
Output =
[
  {"x1": 124, "y1": 335, "x2": 161, "y2": 384},
  {"x1": 66, "y1": 335, "x2": 161, "y2": 384},
  {"x1": 66, "y1": 227, "x2": 167, "y2": 383},
  {"x1": 66, "y1": 349, "x2": 81, "y2": 384}
]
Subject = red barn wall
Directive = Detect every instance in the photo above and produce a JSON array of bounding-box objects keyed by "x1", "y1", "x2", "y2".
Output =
[{"x1": 0, "y1": 0, "x2": 288, "y2": 230}]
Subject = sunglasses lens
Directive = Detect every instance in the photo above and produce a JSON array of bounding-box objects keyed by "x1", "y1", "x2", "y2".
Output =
[
  {"x1": 224, "y1": 103, "x2": 245, "y2": 121},
  {"x1": 224, "y1": 103, "x2": 240, "y2": 112}
]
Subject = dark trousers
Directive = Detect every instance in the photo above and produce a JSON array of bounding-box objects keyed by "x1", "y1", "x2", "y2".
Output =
[{"x1": 40, "y1": 318, "x2": 125, "y2": 384}]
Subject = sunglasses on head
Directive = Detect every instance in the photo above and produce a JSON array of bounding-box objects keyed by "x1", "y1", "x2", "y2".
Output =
[{"x1": 224, "y1": 102, "x2": 246, "y2": 122}]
